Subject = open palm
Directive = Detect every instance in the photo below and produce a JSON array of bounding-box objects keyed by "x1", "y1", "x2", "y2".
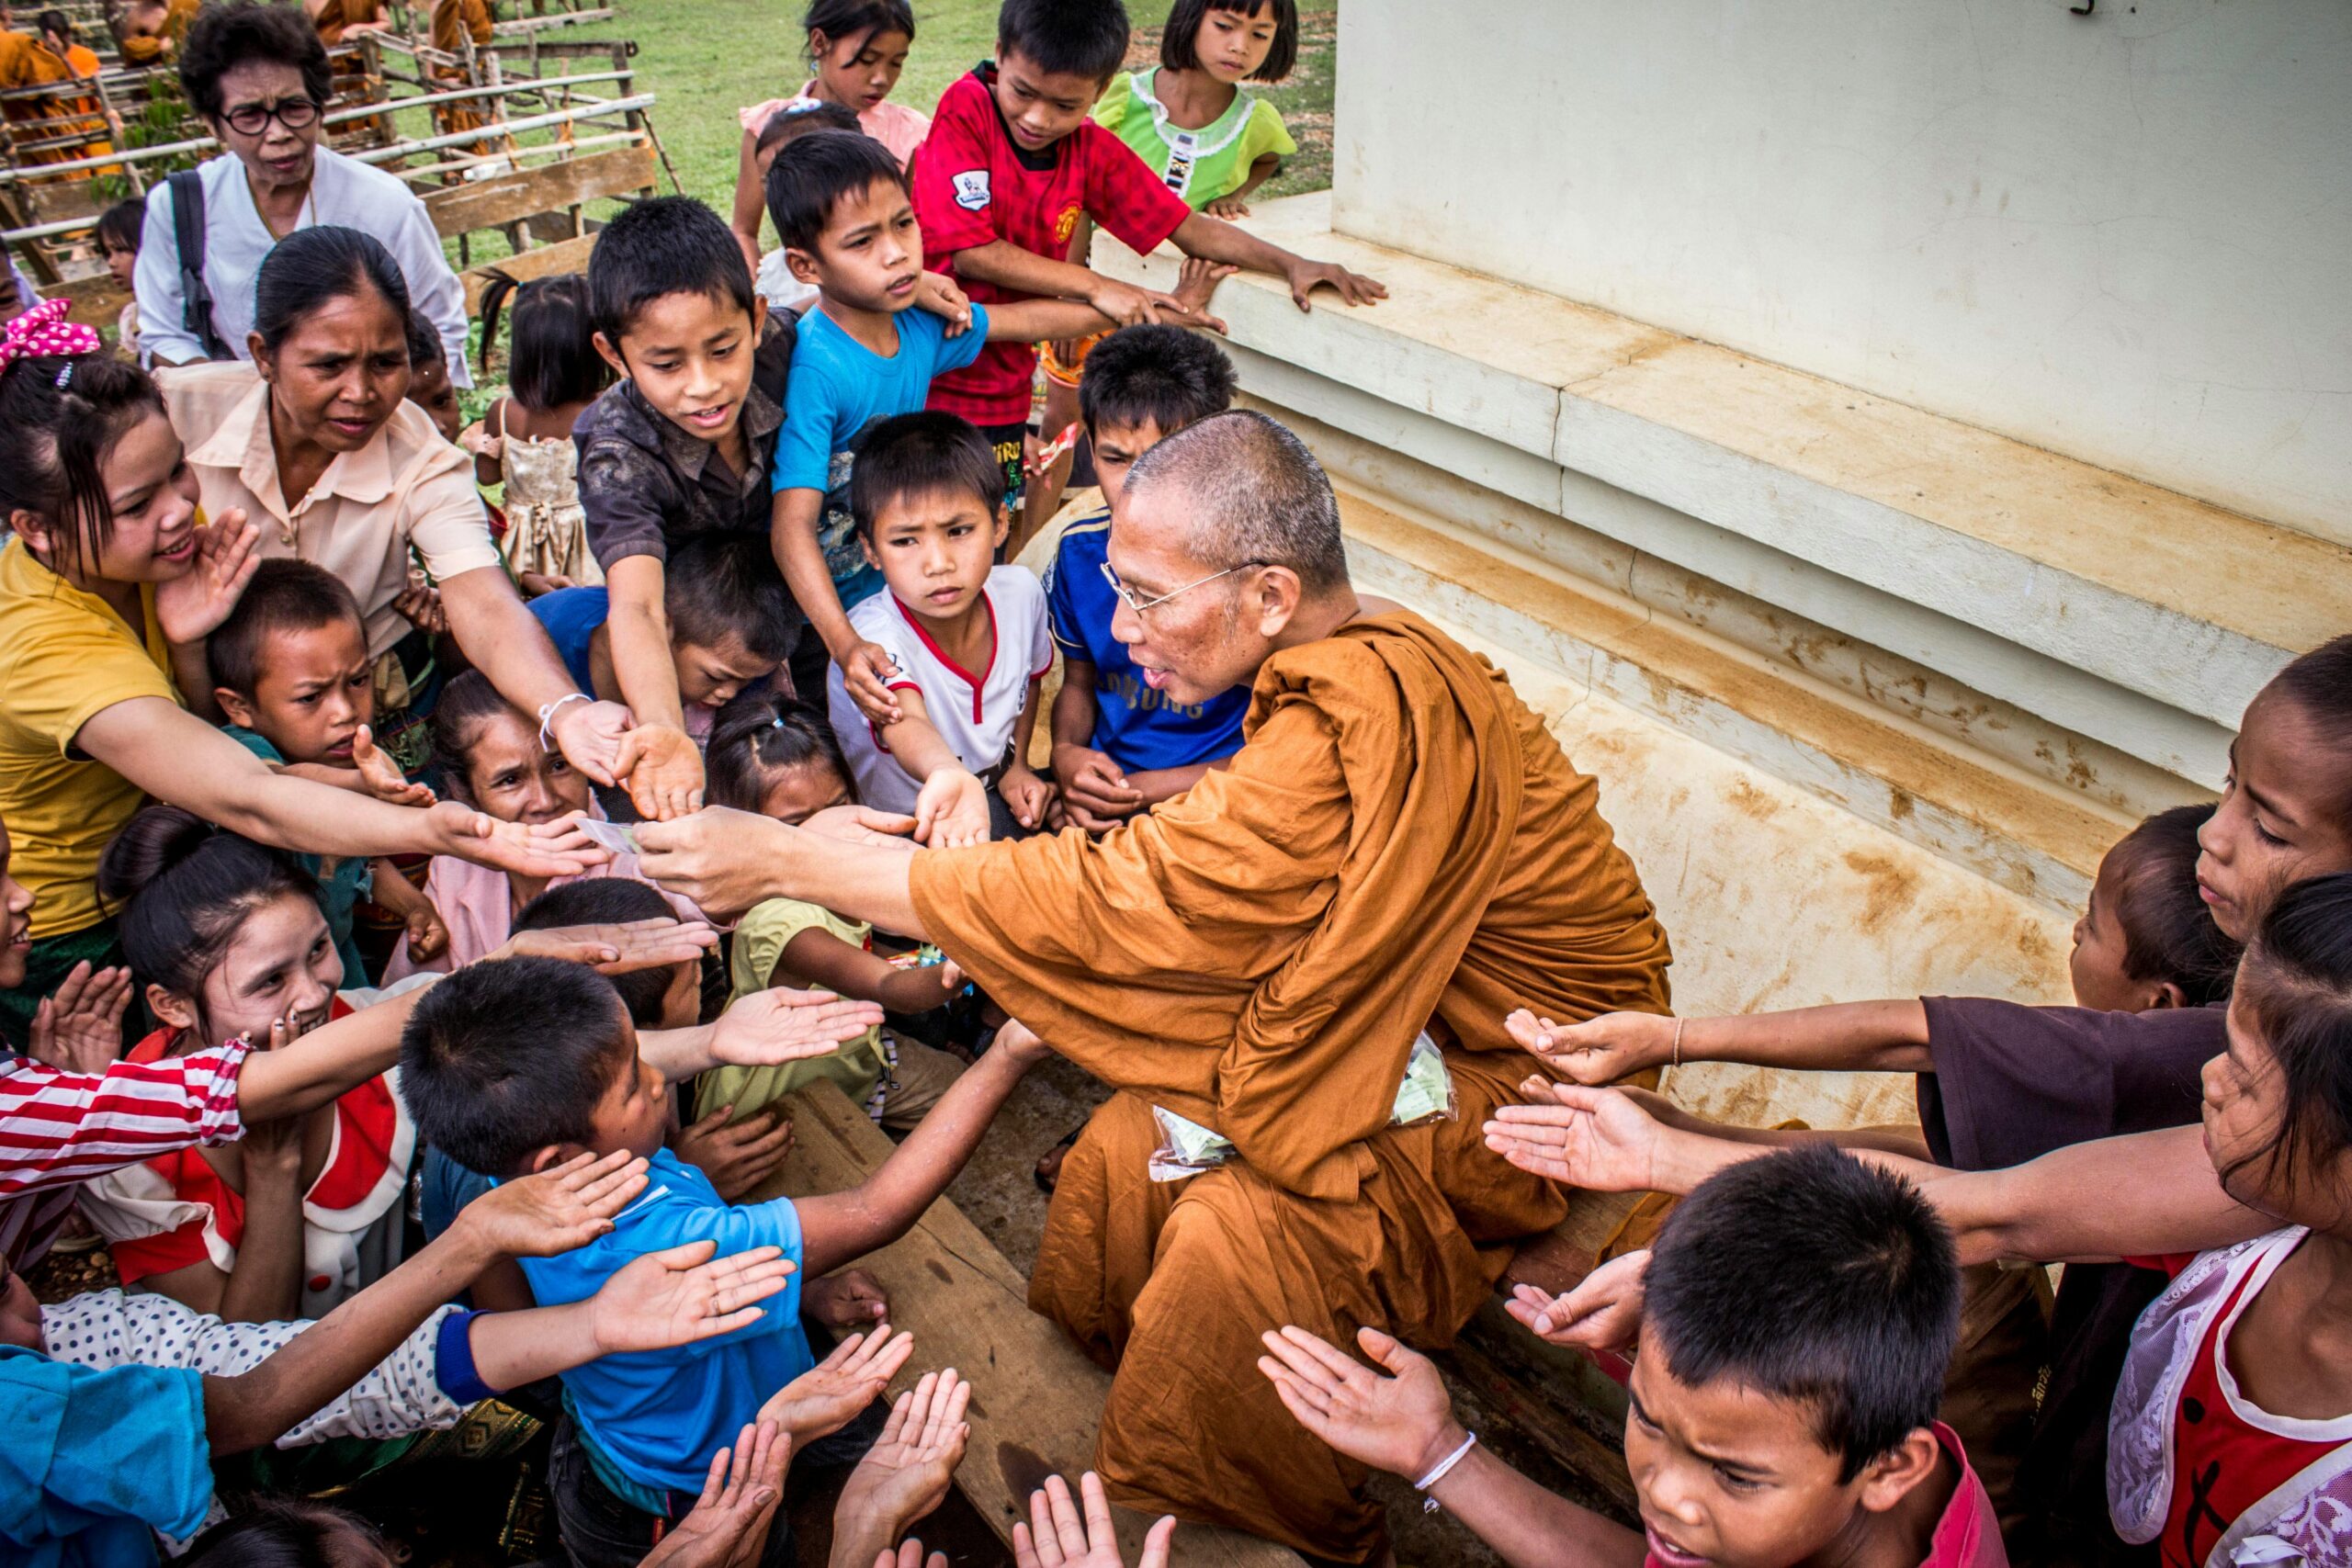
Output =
[
  {"x1": 1482, "y1": 1079, "x2": 1664, "y2": 1191},
  {"x1": 591, "y1": 1239, "x2": 796, "y2": 1354},
  {"x1": 759, "y1": 1325, "x2": 914, "y2": 1442}
]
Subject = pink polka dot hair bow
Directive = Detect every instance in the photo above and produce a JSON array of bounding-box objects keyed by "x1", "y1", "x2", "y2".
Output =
[{"x1": 0, "y1": 299, "x2": 103, "y2": 379}]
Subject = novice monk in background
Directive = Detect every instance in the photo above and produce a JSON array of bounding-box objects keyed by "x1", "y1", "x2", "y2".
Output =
[{"x1": 631, "y1": 411, "x2": 1675, "y2": 1561}]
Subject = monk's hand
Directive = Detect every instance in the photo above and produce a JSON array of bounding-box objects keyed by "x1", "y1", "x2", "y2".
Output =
[
  {"x1": 615, "y1": 722, "x2": 707, "y2": 821},
  {"x1": 1012, "y1": 1472, "x2": 1175, "y2": 1568},
  {"x1": 913, "y1": 768, "x2": 991, "y2": 849},
  {"x1": 1483, "y1": 1079, "x2": 1665, "y2": 1193},
  {"x1": 633, "y1": 807, "x2": 789, "y2": 917},
  {"x1": 1507, "y1": 1007, "x2": 1677, "y2": 1085},
  {"x1": 1001, "y1": 762, "x2": 1057, "y2": 832},
  {"x1": 431, "y1": 801, "x2": 608, "y2": 880},
  {"x1": 1256, "y1": 1325, "x2": 1461, "y2": 1484},
  {"x1": 1506, "y1": 1248, "x2": 1650, "y2": 1354},
  {"x1": 759, "y1": 1324, "x2": 916, "y2": 1443},
  {"x1": 1051, "y1": 744, "x2": 1143, "y2": 829}
]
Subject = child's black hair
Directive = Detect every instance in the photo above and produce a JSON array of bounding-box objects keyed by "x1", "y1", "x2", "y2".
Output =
[
  {"x1": 96, "y1": 197, "x2": 145, "y2": 256},
  {"x1": 475, "y1": 271, "x2": 610, "y2": 411},
  {"x1": 997, "y1": 0, "x2": 1129, "y2": 82},
  {"x1": 665, "y1": 534, "x2": 800, "y2": 663},
  {"x1": 179, "y1": 2, "x2": 334, "y2": 124},
  {"x1": 184, "y1": 1498, "x2": 391, "y2": 1568},
  {"x1": 208, "y1": 558, "x2": 367, "y2": 700},
  {"x1": 802, "y1": 0, "x2": 916, "y2": 61},
  {"x1": 706, "y1": 693, "x2": 852, "y2": 814},
  {"x1": 764, "y1": 128, "x2": 909, "y2": 256},
  {"x1": 0, "y1": 347, "x2": 165, "y2": 577},
  {"x1": 1078, "y1": 323, "x2": 1237, "y2": 437},
  {"x1": 253, "y1": 227, "x2": 413, "y2": 358},
  {"x1": 98, "y1": 806, "x2": 321, "y2": 1029},
  {"x1": 587, "y1": 196, "x2": 758, "y2": 346},
  {"x1": 404, "y1": 313, "x2": 445, "y2": 371},
  {"x1": 1159, "y1": 0, "x2": 1297, "y2": 82},
  {"x1": 2263, "y1": 634, "x2": 2352, "y2": 835},
  {"x1": 848, "y1": 411, "x2": 1006, "y2": 539},
  {"x1": 754, "y1": 96, "x2": 862, "y2": 159},
  {"x1": 2224, "y1": 871, "x2": 2352, "y2": 1203},
  {"x1": 514, "y1": 879, "x2": 683, "y2": 1029},
  {"x1": 2104, "y1": 804, "x2": 2241, "y2": 1007},
  {"x1": 1644, "y1": 1145, "x2": 1961, "y2": 1483},
  {"x1": 428, "y1": 670, "x2": 528, "y2": 801},
  {"x1": 399, "y1": 955, "x2": 636, "y2": 1177}
]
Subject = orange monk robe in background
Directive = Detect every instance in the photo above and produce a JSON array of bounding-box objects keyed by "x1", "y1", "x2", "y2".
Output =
[
  {"x1": 427, "y1": 0, "x2": 495, "y2": 139},
  {"x1": 909, "y1": 610, "x2": 1674, "y2": 1562}
]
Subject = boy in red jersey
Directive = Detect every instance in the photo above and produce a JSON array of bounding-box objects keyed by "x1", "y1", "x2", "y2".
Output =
[{"x1": 909, "y1": 0, "x2": 1380, "y2": 539}]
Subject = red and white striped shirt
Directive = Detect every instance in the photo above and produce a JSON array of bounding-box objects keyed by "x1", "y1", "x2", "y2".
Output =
[{"x1": 0, "y1": 1042, "x2": 251, "y2": 1201}]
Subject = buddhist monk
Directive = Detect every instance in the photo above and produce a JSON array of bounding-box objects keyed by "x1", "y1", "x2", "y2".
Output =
[{"x1": 635, "y1": 410, "x2": 1675, "y2": 1562}]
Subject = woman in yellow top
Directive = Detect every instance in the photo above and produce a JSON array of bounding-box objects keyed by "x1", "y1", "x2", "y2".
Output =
[{"x1": 0, "y1": 302, "x2": 601, "y2": 1050}]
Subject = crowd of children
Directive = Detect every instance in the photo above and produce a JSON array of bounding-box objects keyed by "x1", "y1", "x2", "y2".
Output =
[{"x1": 0, "y1": 0, "x2": 2345, "y2": 1566}]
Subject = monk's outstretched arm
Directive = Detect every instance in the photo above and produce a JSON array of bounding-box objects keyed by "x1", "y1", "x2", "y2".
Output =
[{"x1": 633, "y1": 808, "x2": 924, "y2": 934}]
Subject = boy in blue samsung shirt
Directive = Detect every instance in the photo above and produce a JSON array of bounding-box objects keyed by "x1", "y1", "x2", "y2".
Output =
[
  {"x1": 1044, "y1": 325, "x2": 1251, "y2": 832},
  {"x1": 397, "y1": 954, "x2": 1046, "y2": 1565}
]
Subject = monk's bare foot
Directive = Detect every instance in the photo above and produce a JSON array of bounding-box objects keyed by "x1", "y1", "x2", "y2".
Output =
[{"x1": 1034, "y1": 1126, "x2": 1082, "y2": 1192}]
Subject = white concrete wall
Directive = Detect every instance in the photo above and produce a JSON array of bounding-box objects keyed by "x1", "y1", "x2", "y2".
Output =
[{"x1": 1332, "y1": 0, "x2": 2352, "y2": 547}]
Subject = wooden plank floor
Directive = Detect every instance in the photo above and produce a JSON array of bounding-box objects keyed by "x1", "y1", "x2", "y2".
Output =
[{"x1": 757, "y1": 1079, "x2": 1306, "y2": 1568}]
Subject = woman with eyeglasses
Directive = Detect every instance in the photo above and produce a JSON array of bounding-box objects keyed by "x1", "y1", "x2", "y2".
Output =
[{"x1": 130, "y1": 2, "x2": 468, "y2": 383}]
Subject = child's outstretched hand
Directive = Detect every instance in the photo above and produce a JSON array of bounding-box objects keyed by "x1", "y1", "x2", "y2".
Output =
[
  {"x1": 26, "y1": 961, "x2": 131, "y2": 1076},
  {"x1": 402, "y1": 901, "x2": 451, "y2": 966},
  {"x1": 800, "y1": 804, "x2": 920, "y2": 851},
  {"x1": 1256, "y1": 1325, "x2": 1457, "y2": 1483},
  {"x1": 1170, "y1": 255, "x2": 1237, "y2": 333},
  {"x1": 1000, "y1": 762, "x2": 1057, "y2": 832},
  {"x1": 841, "y1": 640, "x2": 907, "y2": 726},
  {"x1": 1507, "y1": 1007, "x2": 1676, "y2": 1085},
  {"x1": 351, "y1": 724, "x2": 435, "y2": 807},
  {"x1": 1482, "y1": 1078, "x2": 1665, "y2": 1193},
  {"x1": 1505, "y1": 1247, "x2": 1649, "y2": 1354},
  {"x1": 460, "y1": 1149, "x2": 650, "y2": 1258},
  {"x1": 759, "y1": 1324, "x2": 916, "y2": 1442},
  {"x1": 675, "y1": 1103, "x2": 797, "y2": 1202},
  {"x1": 1012, "y1": 1472, "x2": 1176, "y2": 1568},
  {"x1": 640, "y1": 1420, "x2": 790, "y2": 1568},
  {"x1": 590, "y1": 1238, "x2": 796, "y2": 1354},
  {"x1": 914, "y1": 768, "x2": 991, "y2": 849},
  {"x1": 804, "y1": 1267, "x2": 888, "y2": 1329},
  {"x1": 834, "y1": 1370, "x2": 972, "y2": 1557},
  {"x1": 1281, "y1": 256, "x2": 1387, "y2": 312},
  {"x1": 491, "y1": 914, "x2": 720, "y2": 974},
  {"x1": 616, "y1": 722, "x2": 707, "y2": 821},
  {"x1": 1084, "y1": 274, "x2": 1199, "y2": 329},
  {"x1": 712, "y1": 987, "x2": 887, "y2": 1067},
  {"x1": 913, "y1": 271, "x2": 972, "y2": 337}
]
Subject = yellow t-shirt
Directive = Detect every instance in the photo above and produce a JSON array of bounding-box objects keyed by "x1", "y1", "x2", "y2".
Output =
[
  {"x1": 700, "y1": 897, "x2": 889, "y2": 1121},
  {"x1": 0, "y1": 538, "x2": 181, "y2": 936}
]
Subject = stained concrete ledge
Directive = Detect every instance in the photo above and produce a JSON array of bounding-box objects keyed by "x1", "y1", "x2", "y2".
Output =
[{"x1": 1096, "y1": 194, "x2": 2352, "y2": 786}]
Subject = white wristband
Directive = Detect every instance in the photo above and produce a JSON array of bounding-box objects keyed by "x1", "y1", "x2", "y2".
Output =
[
  {"x1": 1413, "y1": 1429, "x2": 1476, "y2": 1493},
  {"x1": 537, "y1": 691, "x2": 592, "y2": 750}
]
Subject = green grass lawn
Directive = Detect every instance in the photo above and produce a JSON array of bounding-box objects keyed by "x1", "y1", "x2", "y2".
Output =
[{"x1": 569, "y1": 0, "x2": 1336, "y2": 208}]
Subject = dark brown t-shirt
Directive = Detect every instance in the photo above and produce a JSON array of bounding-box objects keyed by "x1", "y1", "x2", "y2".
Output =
[{"x1": 1919, "y1": 998, "x2": 2226, "y2": 1568}]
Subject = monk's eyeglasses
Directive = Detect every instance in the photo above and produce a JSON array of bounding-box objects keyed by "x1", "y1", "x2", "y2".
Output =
[
  {"x1": 1099, "y1": 558, "x2": 1266, "y2": 618},
  {"x1": 222, "y1": 96, "x2": 322, "y2": 136}
]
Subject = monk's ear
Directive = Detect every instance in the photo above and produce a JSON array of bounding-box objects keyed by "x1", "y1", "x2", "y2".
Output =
[{"x1": 1249, "y1": 563, "x2": 1306, "y2": 639}]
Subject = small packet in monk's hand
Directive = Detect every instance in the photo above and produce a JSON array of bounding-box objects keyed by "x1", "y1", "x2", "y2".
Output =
[
  {"x1": 1389, "y1": 1032, "x2": 1457, "y2": 1129},
  {"x1": 1148, "y1": 1107, "x2": 1234, "y2": 1182}
]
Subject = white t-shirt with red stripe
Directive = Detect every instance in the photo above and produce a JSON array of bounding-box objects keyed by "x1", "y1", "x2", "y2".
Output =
[{"x1": 827, "y1": 565, "x2": 1055, "y2": 816}]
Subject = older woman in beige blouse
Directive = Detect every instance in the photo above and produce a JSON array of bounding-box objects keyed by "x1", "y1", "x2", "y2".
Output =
[{"x1": 158, "y1": 225, "x2": 659, "y2": 793}]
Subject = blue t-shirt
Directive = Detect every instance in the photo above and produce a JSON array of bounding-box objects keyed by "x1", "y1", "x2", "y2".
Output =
[
  {"x1": 1046, "y1": 515, "x2": 1250, "y2": 773},
  {"x1": 221, "y1": 726, "x2": 374, "y2": 985},
  {"x1": 769, "y1": 302, "x2": 991, "y2": 611},
  {"x1": 0, "y1": 1346, "x2": 210, "y2": 1566},
  {"x1": 511, "y1": 1148, "x2": 811, "y2": 1495},
  {"x1": 526, "y1": 586, "x2": 610, "y2": 696}
]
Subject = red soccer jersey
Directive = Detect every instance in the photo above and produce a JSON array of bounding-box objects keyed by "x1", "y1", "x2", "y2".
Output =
[{"x1": 911, "y1": 64, "x2": 1192, "y2": 424}]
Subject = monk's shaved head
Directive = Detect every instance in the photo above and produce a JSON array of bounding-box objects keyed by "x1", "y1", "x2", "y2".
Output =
[{"x1": 1122, "y1": 410, "x2": 1350, "y2": 595}]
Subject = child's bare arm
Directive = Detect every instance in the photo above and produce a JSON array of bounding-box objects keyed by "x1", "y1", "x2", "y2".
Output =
[
  {"x1": 943, "y1": 242, "x2": 1195, "y2": 328},
  {"x1": 1204, "y1": 153, "x2": 1282, "y2": 219},
  {"x1": 1504, "y1": 999, "x2": 1934, "y2": 1086},
  {"x1": 603, "y1": 555, "x2": 690, "y2": 733},
  {"x1": 772, "y1": 490, "x2": 901, "y2": 727},
  {"x1": 879, "y1": 690, "x2": 991, "y2": 849},
  {"x1": 775, "y1": 927, "x2": 962, "y2": 1015},
  {"x1": 368, "y1": 860, "x2": 449, "y2": 967},
  {"x1": 795, "y1": 1029, "x2": 1046, "y2": 1278},
  {"x1": 1170, "y1": 212, "x2": 1387, "y2": 312},
  {"x1": 731, "y1": 123, "x2": 770, "y2": 278}
]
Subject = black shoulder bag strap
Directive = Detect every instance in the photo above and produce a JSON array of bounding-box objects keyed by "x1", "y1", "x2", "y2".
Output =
[{"x1": 165, "y1": 168, "x2": 232, "y2": 360}]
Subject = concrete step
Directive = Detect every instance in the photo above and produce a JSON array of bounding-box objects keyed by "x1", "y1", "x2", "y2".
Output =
[{"x1": 1097, "y1": 193, "x2": 2350, "y2": 794}]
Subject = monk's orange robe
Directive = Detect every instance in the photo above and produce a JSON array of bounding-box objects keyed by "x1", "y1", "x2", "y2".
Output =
[
  {"x1": 909, "y1": 610, "x2": 1674, "y2": 1561},
  {"x1": 428, "y1": 0, "x2": 496, "y2": 139},
  {"x1": 0, "y1": 31, "x2": 110, "y2": 172}
]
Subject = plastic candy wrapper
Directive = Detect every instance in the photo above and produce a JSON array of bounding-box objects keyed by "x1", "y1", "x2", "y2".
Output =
[
  {"x1": 1148, "y1": 1032, "x2": 1456, "y2": 1181},
  {"x1": 571, "y1": 818, "x2": 641, "y2": 858},
  {"x1": 886, "y1": 944, "x2": 950, "y2": 970}
]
